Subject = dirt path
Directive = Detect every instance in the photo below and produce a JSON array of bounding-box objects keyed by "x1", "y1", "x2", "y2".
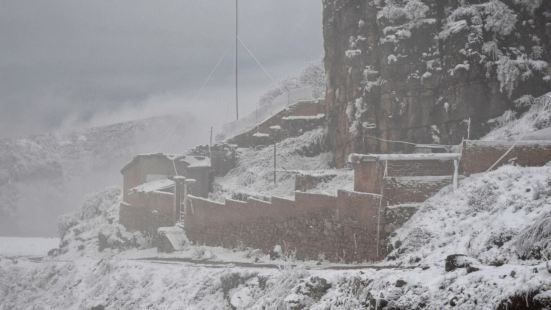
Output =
[
  {"x1": 133, "y1": 256, "x2": 414, "y2": 271},
  {"x1": 1, "y1": 254, "x2": 414, "y2": 271}
]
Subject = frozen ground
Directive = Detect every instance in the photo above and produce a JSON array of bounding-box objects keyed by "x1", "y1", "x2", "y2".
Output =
[{"x1": 0, "y1": 237, "x2": 59, "y2": 257}]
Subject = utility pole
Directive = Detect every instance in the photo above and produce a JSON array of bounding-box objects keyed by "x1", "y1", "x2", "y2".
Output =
[
  {"x1": 235, "y1": 0, "x2": 239, "y2": 120},
  {"x1": 209, "y1": 126, "x2": 213, "y2": 160},
  {"x1": 273, "y1": 143, "x2": 277, "y2": 184}
]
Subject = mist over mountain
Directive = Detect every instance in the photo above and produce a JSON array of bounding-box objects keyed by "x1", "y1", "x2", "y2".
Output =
[{"x1": 0, "y1": 114, "x2": 197, "y2": 237}]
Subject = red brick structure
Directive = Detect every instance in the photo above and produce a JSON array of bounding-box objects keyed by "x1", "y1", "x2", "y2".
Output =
[
  {"x1": 383, "y1": 176, "x2": 454, "y2": 205},
  {"x1": 119, "y1": 153, "x2": 211, "y2": 234},
  {"x1": 349, "y1": 153, "x2": 460, "y2": 194},
  {"x1": 183, "y1": 190, "x2": 413, "y2": 263},
  {"x1": 129, "y1": 138, "x2": 551, "y2": 260},
  {"x1": 460, "y1": 140, "x2": 551, "y2": 175}
]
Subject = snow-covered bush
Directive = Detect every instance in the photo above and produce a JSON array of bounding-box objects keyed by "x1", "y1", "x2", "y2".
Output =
[
  {"x1": 496, "y1": 56, "x2": 522, "y2": 97},
  {"x1": 444, "y1": 1, "x2": 516, "y2": 38},
  {"x1": 377, "y1": 2, "x2": 408, "y2": 23},
  {"x1": 496, "y1": 54, "x2": 548, "y2": 97},
  {"x1": 404, "y1": 0, "x2": 429, "y2": 21},
  {"x1": 442, "y1": 1, "x2": 548, "y2": 97},
  {"x1": 514, "y1": 212, "x2": 551, "y2": 260},
  {"x1": 513, "y1": 0, "x2": 543, "y2": 13},
  {"x1": 377, "y1": 0, "x2": 430, "y2": 28},
  {"x1": 483, "y1": 0, "x2": 517, "y2": 36},
  {"x1": 57, "y1": 187, "x2": 150, "y2": 257}
]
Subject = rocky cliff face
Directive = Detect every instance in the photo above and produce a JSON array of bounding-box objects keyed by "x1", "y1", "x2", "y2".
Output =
[{"x1": 323, "y1": 0, "x2": 551, "y2": 166}]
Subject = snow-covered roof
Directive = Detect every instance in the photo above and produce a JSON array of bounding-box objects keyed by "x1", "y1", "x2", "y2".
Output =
[
  {"x1": 348, "y1": 152, "x2": 461, "y2": 163},
  {"x1": 121, "y1": 153, "x2": 211, "y2": 173},
  {"x1": 464, "y1": 139, "x2": 551, "y2": 147},
  {"x1": 130, "y1": 179, "x2": 174, "y2": 193},
  {"x1": 281, "y1": 113, "x2": 325, "y2": 121},
  {"x1": 414, "y1": 144, "x2": 452, "y2": 149},
  {"x1": 252, "y1": 132, "x2": 270, "y2": 138},
  {"x1": 175, "y1": 155, "x2": 211, "y2": 168}
]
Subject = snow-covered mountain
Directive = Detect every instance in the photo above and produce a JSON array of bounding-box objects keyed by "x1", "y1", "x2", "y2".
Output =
[{"x1": 0, "y1": 114, "x2": 197, "y2": 237}]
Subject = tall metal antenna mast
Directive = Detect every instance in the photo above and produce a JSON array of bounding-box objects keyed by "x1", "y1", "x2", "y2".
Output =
[{"x1": 235, "y1": 0, "x2": 239, "y2": 120}]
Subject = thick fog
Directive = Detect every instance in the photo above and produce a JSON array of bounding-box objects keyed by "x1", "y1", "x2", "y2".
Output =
[
  {"x1": 0, "y1": 0, "x2": 323, "y2": 236},
  {"x1": 0, "y1": 0, "x2": 323, "y2": 138}
]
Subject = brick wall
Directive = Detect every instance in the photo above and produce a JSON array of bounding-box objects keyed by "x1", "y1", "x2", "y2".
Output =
[
  {"x1": 352, "y1": 156, "x2": 457, "y2": 206},
  {"x1": 183, "y1": 190, "x2": 407, "y2": 263},
  {"x1": 461, "y1": 140, "x2": 551, "y2": 175},
  {"x1": 385, "y1": 160, "x2": 454, "y2": 177},
  {"x1": 120, "y1": 191, "x2": 176, "y2": 235},
  {"x1": 383, "y1": 176, "x2": 453, "y2": 205},
  {"x1": 353, "y1": 160, "x2": 385, "y2": 193},
  {"x1": 353, "y1": 158, "x2": 455, "y2": 193}
]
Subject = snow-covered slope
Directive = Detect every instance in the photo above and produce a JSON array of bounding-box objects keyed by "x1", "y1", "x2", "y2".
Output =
[
  {"x1": 212, "y1": 128, "x2": 335, "y2": 200},
  {"x1": 1, "y1": 165, "x2": 551, "y2": 309},
  {"x1": 56, "y1": 187, "x2": 149, "y2": 258},
  {"x1": 0, "y1": 114, "x2": 195, "y2": 237},
  {"x1": 219, "y1": 62, "x2": 325, "y2": 141},
  {"x1": 390, "y1": 165, "x2": 551, "y2": 265},
  {"x1": 484, "y1": 92, "x2": 551, "y2": 140}
]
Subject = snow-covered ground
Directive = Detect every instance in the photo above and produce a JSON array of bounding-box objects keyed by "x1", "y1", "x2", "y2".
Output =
[
  {"x1": 2, "y1": 93, "x2": 551, "y2": 309},
  {"x1": 2, "y1": 163, "x2": 550, "y2": 309},
  {"x1": 0, "y1": 237, "x2": 59, "y2": 257},
  {"x1": 484, "y1": 92, "x2": 551, "y2": 141},
  {"x1": 390, "y1": 164, "x2": 551, "y2": 266},
  {"x1": 212, "y1": 128, "x2": 339, "y2": 200}
]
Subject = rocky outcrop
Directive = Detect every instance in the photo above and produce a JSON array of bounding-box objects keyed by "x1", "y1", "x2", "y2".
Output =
[{"x1": 323, "y1": 0, "x2": 551, "y2": 166}]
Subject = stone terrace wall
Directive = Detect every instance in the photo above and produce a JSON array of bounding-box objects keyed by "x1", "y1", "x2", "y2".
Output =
[
  {"x1": 184, "y1": 190, "x2": 407, "y2": 263},
  {"x1": 228, "y1": 100, "x2": 325, "y2": 148},
  {"x1": 461, "y1": 140, "x2": 551, "y2": 175}
]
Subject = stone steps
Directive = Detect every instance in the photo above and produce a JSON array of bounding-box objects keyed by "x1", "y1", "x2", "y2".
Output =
[{"x1": 227, "y1": 99, "x2": 325, "y2": 148}]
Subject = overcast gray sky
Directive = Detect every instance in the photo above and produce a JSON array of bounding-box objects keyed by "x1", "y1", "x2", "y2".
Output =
[{"x1": 0, "y1": 0, "x2": 323, "y2": 138}]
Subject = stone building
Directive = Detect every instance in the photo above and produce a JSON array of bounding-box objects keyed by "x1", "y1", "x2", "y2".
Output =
[{"x1": 119, "y1": 153, "x2": 211, "y2": 234}]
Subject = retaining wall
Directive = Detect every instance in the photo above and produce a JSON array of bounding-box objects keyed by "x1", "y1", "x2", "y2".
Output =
[
  {"x1": 120, "y1": 191, "x2": 176, "y2": 235},
  {"x1": 383, "y1": 176, "x2": 454, "y2": 205},
  {"x1": 228, "y1": 100, "x2": 325, "y2": 148},
  {"x1": 184, "y1": 190, "x2": 409, "y2": 262},
  {"x1": 461, "y1": 140, "x2": 551, "y2": 175}
]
